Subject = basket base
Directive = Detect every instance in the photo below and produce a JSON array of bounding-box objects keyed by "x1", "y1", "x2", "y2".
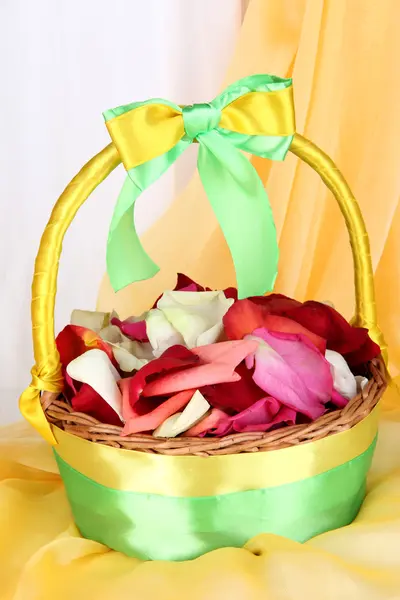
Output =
[{"x1": 56, "y1": 438, "x2": 376, "y2": 561}]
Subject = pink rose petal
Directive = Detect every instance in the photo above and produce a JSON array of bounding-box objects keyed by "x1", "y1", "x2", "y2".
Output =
[
  {"x1": 183, "y1": 408, "x2": 229, "y2": 436},
  {"x1": 331, "y1": 388, "x2": 348, "y2": 408},
  {"x1": 184, "y1": 398, "x2": 296, "y2": 437},
  {"x1": 229, "y1": 398, "x2": 296, "y2": 433},
  {"x1": 247, "y1": 329, "x2": 331, "y2": 420},
  {"x1": 111, "y1": 317, "x2": 149, "y2": 342}
]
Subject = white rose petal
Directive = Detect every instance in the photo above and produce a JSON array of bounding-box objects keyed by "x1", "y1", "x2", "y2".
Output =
[
  {"x1": 325, "y1": 349, "x2": 357, "y2": 400},
  {"x1": 355, "y1": 376, "x2": 369, "y2": 392},
  {"x1": 153, "y1": 390, "x2": 210, "y2": 438},
  {"x1": 70, "y1": 309, "x2": 110, "y2": 332},
  {"x1": 155, "y1": 290, "x2": 234, "y2": 350},
  {"x1": 145, "y1": 309, "x2": 185, "y2": 358},
  {"x1": 100, "y1": 324, "x2": 124, "y2": 344},
  {"x1": 100, "y1": 325, "x2": 151, "y2": 372},
  {"x1": 66, "y1": 349, "x2": 123, "y2": 420},
  {"x1": 110, "y1": 346, "x2": 148, "y2": 373}
]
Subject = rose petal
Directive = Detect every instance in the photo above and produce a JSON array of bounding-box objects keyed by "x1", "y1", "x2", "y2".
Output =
[
  {"x1": 226, "y1": 294, "x2": 380, "y2": 367},
  {"x1": 183, "y1": 408, "x2": 229, "y2": 436},
  {"x1": 223, "y1": 287, "x2": 238, "y2": 301},
  {"x1": 223, "y1": 299, "x2": 266, "y2": 340},
  {"x1": 143, "y1": 340, "x2": 258, "y2": 397},
  {"x1": 325, "y1": 349, "x2": 357, "y2": 400},
  {"x1": 230, "y1": 401, "x2": 296, "y2": 433},
  {"x1": 71, "y1": 384, "x2": 123, "y2": 426},
  {"x1": 184, "y1": 398, "x2": 296, "y2": 437},
  {"x1": 99, "y1": 324, "x2": 124, "y2": 344},
  {"x1": 331, "y1": 389, "x2": 349, "y2": 408},
  {"x1": 142, "y1": 362, "x2": 241, "y2": 397},
  {"x1": 157, "y1": 290, "x2": 234, "y2": 349},
  {"x1": 121, "y1": 389, "x2": 195, "y2": 435},
  {"x1": 175, "y1": 273, "x2": 207, "y2": 292},
  {"x1": 223, "y1": 299, "x2": 325, "y2": 352},
  {"x1": 343, "y1": 336, "x2": 381, "y2": 368},
  {"x1": 110, "y1": 345, "x2": 148, "y2": 372},
  {"x1": 283, "y1": 301, "x2": 380, "y2": 366},
  {"x1": 355, "y1": 376, "x2": 369, "y2": 391},
  {"x1": 145, "y1": 309, "x2": 185, "y2": 358},
  {"x1": 111, "y1": 316, "x2": 149, "y2": 342},
  {"x1": 66, "y1": 349, "x2": 123, "y2": 420},
  {"x1": 224, "y1": 397, "x2": 296, "y2": 434},
  {"x1": 70, "y1": 309, "x2": 110, "y2": 332},
  {"x1": 152, "y1": 390, "x2": 210, "y2": 438},
  {"x1": 56, "y1": 325, "x2": 115, "y2": 367},
  {"x1": 120, "y1": 346, "x2": 199, "y2": 422},
  {"x1": 100, "y1": 325, "x2": 151, "y2": 372},
  {"x1": 250, "y1": 294, "x2": 302, "y2": 312},
  {"x1": 202, "y1": 362, "x2": 265, "y2": 412},
  {"x1": 151, "y1": 274, "x2": 207, "y2": 307},
  {"x1": 247, "y1": 330, "x2": 331, "y2": 419}
]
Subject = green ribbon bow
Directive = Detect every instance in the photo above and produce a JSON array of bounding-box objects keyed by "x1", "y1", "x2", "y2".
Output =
[{"x1": 104, "y1": 74, "x2": 295, "y2": 298}]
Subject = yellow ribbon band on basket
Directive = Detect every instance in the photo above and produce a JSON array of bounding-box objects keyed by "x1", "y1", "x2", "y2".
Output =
[{"x1": 53, "y1": 405, "x2": 379, "y2": 495}]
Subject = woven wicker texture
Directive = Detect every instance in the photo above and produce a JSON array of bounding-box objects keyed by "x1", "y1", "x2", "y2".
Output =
[{"x1": 42, "y1": 357, "x2": 386, "y2": 456}]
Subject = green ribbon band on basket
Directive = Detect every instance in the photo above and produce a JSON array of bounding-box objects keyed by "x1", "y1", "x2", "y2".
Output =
[
  {"x1": 55, "y1": 437, "x2": 376, "y2": 561},
  {"x1": 103, "y1": 74, "x2": 296, "y2": 299}
]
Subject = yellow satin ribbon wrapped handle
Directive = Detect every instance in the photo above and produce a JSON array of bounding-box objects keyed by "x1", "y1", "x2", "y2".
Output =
[
  {"x1": 19, "y1": 144, "x2": 121, "y2": 444},
  {"x1": 19, "y1": 135, "x2": 386, "y2": 444},
  {"x1": 290, "y1": 135, "x2": 386, "y2": 358}
]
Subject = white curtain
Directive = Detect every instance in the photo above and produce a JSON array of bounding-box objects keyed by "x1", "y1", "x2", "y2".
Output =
[{"x1": 0, "y1": 0, "x2": 241, "y2": 424}]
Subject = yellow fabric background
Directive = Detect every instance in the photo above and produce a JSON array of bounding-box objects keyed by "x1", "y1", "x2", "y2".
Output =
[{"x1": 4, "y1": 0, "x2": 400, "y2": 597}]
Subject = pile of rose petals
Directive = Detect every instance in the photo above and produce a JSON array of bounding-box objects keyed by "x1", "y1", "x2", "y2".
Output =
[{"x1": 56, "y1": 274, "x2": 379, "y2": 438}]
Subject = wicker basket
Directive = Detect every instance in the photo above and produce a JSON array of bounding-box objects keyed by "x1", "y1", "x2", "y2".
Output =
[
  {"x1": 22, "y1": 103, "x2": 387, "y2": 559},
  {"x1": 43, "y1": 357, "x2": 386, "y2": 455}
]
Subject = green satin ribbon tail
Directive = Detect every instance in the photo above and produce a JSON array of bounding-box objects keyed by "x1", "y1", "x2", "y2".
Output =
[
  {"x1": 55, "y1": 438, "x2": 376, "y2": 562},
  {"x1": 104, "y1": 74, "x2": 294, "y2": 298}
]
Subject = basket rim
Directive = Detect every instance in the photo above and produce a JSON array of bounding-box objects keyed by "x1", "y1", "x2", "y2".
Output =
[{"x1": 42, "y1": 355, "x2": 387, "y2": 457}]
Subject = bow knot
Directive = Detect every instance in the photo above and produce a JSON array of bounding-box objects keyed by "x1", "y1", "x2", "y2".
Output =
[
  {"x1": 182, "y1": 103, "x2": 221, "y2": 139},
  {"x1": 19, "y1": 363, "x2": 64, "y2": 445},
  {"x1": 104, "y1": 74, "x2": 296, "y2": 299}
]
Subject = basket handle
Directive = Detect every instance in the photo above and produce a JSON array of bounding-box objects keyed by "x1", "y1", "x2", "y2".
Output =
[{"x1": 20, "y1": 133, "x2": 386, "y2": 444}]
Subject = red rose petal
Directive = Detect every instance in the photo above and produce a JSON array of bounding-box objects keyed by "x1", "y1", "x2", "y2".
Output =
[
  {"x1": 120, "y1": 345, "x2": 199, "y2": 421},
  {"x1": 203, "y1": 362, "x2": 265, "y2": 413},
  {"x1": 56, "y1": 325, "x2": 115, "y2": 367},
  {"x1": 287, "y1": 302, "x2": 381, "y2": 365},
  {"x1": 71, "y1": 383, "x2": 122, "y2": 426},
  {"x1": 122, "y1": 389, "x2": 196, "y2": 435},
  {"x1": 250, "y1": 294, "x2": 302, "y2": 313}
]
